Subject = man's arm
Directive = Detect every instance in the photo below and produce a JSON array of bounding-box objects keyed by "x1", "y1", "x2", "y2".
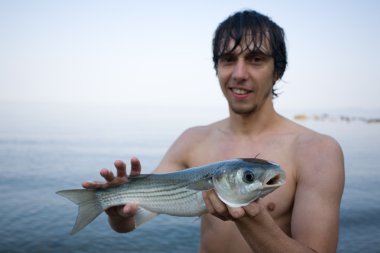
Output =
[
  {"x1": 81, "y1": 127, "x2": 198, "y2": 232},
  {"x1": 203, "y1": 135, "x2": 344, "y2": 253},
  {"x1": 290, "y1": 135, "x2": 344, "y2": 252}
]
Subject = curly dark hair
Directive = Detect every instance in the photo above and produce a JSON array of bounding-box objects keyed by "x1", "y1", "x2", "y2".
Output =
[{"x1": 212, "y1": 10, "x2": 287, "y2": 98}]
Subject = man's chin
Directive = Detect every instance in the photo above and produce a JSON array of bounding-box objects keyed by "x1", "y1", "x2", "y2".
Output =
[{"x1": 229, "y1": 105, "x2": 258, "y2": 115}]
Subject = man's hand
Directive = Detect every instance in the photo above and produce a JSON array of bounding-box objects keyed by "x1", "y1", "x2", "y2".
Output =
[
  {"x1": 202, "y1": 189, "x2": 262, "y2": 221},
  {"x1": 82, "y1": 157, "x2": 142, "y2": 233}
]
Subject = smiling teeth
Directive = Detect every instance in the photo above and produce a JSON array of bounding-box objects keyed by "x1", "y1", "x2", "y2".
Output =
[{"x1": 232, "y1": 88, "x2": 249, "y2": 95}]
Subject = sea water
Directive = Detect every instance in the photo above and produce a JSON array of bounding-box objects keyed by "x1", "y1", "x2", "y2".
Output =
[{"x1": 0, "y1": 104, "x2": 379, "y2": 253}]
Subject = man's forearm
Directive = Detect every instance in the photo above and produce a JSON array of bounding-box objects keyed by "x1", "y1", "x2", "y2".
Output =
[{"x1": 235, "y1": 208, "x2": 318, "y2": 253}]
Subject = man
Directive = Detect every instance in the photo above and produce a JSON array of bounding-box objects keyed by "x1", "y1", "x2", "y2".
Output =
[{"x1": 83, "y1": 10, "x2": 344, "y2": 253}]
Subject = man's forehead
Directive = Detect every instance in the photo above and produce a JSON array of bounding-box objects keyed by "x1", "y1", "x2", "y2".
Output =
[{"x1": 222, "y1": 33, "x2": 271, "y2": 55}]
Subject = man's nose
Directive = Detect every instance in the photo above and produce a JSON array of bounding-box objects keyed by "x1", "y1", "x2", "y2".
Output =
[{"x1": 232, "y1": 59, "x2": 248, "y2": 81}]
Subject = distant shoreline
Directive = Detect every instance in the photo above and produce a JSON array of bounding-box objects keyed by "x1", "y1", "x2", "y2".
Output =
[{"x1": 294, "y1": 114, "x2": 380, "y2": 124}]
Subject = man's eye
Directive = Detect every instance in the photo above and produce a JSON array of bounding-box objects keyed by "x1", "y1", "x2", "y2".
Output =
[
  {"x1": 248, "y1": 56, "x2": 264, "y2": 64},
  {"x1": 219, "y1": 55, "x2": 235, "y2": 63}
]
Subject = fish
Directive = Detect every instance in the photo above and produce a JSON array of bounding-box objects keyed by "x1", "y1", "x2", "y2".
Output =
[{"x1": 57, "y1": 158, "x2": 285, "y2": 235}]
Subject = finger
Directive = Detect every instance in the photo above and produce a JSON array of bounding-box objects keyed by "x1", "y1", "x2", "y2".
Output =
[
  {"x1": 100, "y1": 168, "x2": 115, "y2": 182},
  {"x1": 105, "y1": 203, "x2": 138, "y2": 219},
  {"x1": 208, "y1": 190, "x2": 228, "y2": 214},
  {"x1": 242, "y1": 200, "x2": 261, "y2": 217},
  {"x1": 120, "y1": 203, "x2": 139, "y2": 217},
  {"x1": 82, "y1": 181, "x2": 97, "y2": 189},
  {"x1": 227, "y1": 206, "x2": 245, "y2": 219},
  {"x1": 130, "y1": 157, "x2": 142, "y2": 176},
  {"x1": 81, "y1": 180, "x2": 106, "y2": 189},
  {"x1": 202, "y1": 191, "x2": 216, "y2": 214},
  {"x1": 114, "y1": 160, "x2": 127, "y2": 178},
  {"x1": 204, "y1": 190, "x2": 230, "y2": 221}
]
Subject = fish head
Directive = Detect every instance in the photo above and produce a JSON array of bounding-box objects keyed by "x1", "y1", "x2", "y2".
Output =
[{"x1": 212, "y1": 158, "x2": 285, "y2": 207}]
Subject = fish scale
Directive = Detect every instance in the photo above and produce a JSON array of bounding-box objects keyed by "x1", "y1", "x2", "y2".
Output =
[{"x1": 96, "y1": 178, "x2": 206, "y2": 216}]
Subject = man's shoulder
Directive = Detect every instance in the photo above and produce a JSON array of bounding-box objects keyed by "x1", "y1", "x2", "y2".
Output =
[
  {"x1": 180, "y1": 119, "x2": 226, "y2": 139},
  {"x1": 278, "y1": 117, "x2": 343, "y2": 164},
  {"x1": 164, "y1": 120, "x2": 226, "y2": 169},
  {"x1": 280, "y1": 117, "x2": 340, "y2": 149},
  {"x1": 285, "y1": 120, "x2": 344, "y2": 175},
  {"x1": 292, "y1": 124, "x2": 340, "y2": 153}
]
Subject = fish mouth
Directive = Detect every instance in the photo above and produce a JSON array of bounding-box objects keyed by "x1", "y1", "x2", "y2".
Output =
[
  {"x1": 258, "y1": 172, "x2": 285, "y2": 198},
  {"x1": 264, "y1": 171, "x2": 286, "y2": 188}
]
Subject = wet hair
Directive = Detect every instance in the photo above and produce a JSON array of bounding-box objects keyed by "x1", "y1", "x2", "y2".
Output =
[{"x1": 212, "y1": 10, "x2": 287, "y2": 97}]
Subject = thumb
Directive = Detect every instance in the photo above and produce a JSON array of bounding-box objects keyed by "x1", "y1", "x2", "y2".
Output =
[{"x1": 120, "y1": 203, "x2": 139, "y2": 217}]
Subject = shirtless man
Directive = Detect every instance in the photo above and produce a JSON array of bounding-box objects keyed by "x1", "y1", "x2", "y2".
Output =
[{"x1": 83, "y1": 10, "x2": 344, "y2": 253}]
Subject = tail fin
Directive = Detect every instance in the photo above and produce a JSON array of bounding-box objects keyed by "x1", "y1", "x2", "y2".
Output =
[{"x1": 57, "y1": 189, "x2": 103, "y2": 235}]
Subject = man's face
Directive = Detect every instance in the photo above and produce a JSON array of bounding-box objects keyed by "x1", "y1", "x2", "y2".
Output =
[{"x1": 216, "y1": 37, "x2": 277, "y2": 115}]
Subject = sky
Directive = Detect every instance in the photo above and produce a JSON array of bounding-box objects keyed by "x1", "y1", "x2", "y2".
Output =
[{"x1": 1, "y1": 0, "x2": 380, "y2": 112}]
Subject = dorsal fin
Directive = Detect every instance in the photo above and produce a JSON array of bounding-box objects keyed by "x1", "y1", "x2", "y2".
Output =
[{"x1": 240, "y1": 158, "x2": 278, "y2": 166}]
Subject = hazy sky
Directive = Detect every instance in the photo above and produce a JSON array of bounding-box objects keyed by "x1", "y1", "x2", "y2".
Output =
[{"x1": 1, "y1": 0, "x2": 379, "y2": 111}]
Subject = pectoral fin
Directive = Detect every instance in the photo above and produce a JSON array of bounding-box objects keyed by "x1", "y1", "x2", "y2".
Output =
[
  {"x1": 186, "y1": 178, "x2": 214, "y2": 191},
  {"x1": 134, "y1": 207, "x2": 158, "y2": 227}
]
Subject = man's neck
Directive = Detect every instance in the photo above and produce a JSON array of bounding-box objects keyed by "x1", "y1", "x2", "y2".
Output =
[{"x1": 227, "y1": 101, "x2": 279, "y2": 137}]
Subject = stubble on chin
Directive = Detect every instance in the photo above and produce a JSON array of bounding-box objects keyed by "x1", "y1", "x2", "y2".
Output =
[{"x1": 230, "y1": 104, "x2": 258, "y2": 116}]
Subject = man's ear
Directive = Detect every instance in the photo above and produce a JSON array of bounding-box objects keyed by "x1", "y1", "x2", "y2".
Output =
[{"x1": 273, "y1": 71, "x2": 280, "y2": 83}]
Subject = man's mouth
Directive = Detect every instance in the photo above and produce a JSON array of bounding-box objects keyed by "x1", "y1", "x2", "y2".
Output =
[
  {"x1": 230, "y1": 88, "x2": 252, "y2": 96},
  {"x1": 231, "y1": 88, "x2": 249, "y2": 95}
]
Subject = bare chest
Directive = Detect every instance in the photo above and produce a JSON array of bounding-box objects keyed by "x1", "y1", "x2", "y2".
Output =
[{"x1": 189, "y1": 133, "x2": 297, "y2": 223}]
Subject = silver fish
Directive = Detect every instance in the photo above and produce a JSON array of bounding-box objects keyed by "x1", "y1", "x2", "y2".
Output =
[{"x1": 57, "y1": 158, "x2": 285, "y2": 234}]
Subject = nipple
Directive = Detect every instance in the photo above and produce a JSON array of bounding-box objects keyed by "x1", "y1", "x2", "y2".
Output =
[{"x1": 266, "y1": 202, "x2": 276, "y2": 212}]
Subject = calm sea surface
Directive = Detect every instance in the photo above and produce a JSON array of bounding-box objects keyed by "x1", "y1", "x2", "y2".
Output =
[{"x1": 0, "y1": 105, "x2": 379, "y2": 252}]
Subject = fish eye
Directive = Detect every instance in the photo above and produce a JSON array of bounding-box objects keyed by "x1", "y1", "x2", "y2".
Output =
[{"x1": 243, "y1": 170, "x2": 255, "y2": 183}]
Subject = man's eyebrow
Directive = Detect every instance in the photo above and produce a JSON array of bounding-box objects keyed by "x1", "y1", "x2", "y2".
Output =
[
  {"x1": 218, "y1": 52, "x2": 236, "y2": 59},
  {"x1": 246, "y1": 49, "x2": 271, "y2": 56}
]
